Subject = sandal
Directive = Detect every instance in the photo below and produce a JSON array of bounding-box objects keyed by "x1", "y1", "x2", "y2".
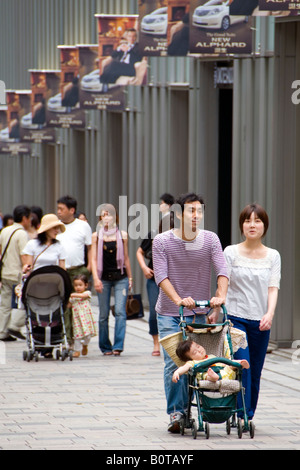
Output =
[
  {"x1": 103, "y1": 351, "x2": 113, "y2": 356},
  {"x1": 73, "y1": 351, "x2": 80, "y2": 358},
  {"x1": 152, "y1": 350, "x2": 160, "y2": 356},
  {"x1": 82, "y1": 345, "x2": 88, "y2": 356},
  {"x1": 112, "y1": 350, "x2": 121, "y2": 356}
]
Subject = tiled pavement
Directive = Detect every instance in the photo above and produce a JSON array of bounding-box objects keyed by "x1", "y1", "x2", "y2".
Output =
[{"x1": 0, "y1": 302, "x2": 299, "y2": 451}]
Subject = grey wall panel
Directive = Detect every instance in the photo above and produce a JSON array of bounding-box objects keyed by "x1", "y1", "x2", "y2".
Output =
[{"x1": 271, "y1": 21, "x2": 300, "y2": 345}]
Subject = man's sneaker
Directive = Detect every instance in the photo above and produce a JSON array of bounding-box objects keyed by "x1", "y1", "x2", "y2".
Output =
[{"x1": 168, "y1": 412, "x2": 184, "y2": 433}]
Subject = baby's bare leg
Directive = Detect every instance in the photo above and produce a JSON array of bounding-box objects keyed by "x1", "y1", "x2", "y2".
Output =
[{"x1": 206, "y1": 368, "x2": 219, "y2": 382}]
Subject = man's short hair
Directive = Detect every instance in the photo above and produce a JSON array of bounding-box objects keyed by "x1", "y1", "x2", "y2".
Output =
[
  {"x1": 175, "y1": 193, "x2": 205, "y2": 212},
  {"x1": 160, "y1": 193, "x2": 175, "y2": 206},
  {"x1": 57, "y1": 195, "x2": 77, "y2": 212},
  {"x1": 13, "y1": 205, "x2": 31, "y2": 223}
]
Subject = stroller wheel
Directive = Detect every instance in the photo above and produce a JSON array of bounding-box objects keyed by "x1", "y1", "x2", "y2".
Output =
[
  {"x1": 205, "y1": 422, "x2": 210, "y2": 439},
  {"x1": 237, "y1": 418, "x2": 243, "y2": 439},
  {"x1": 226, "y1": 419, "x2": 231, "y2": 435},
  {"x1": 179, "y1": 417, "x2": 185, "y2": 435},
  {"x1": 192, "y1": 420, "x2": 197, "y2": 439},
  {"x1": 249, "y1": 420, "x2": 255, "y2": 439},
  {"x1": 61, "y1": 350, "x2": 68, "y2": 361},
  {"x1": 56, "y1": 349, "x2": 61, "y2": 360},
  {"x1": 23, "y1": 351, "x2": 28, "y2": 361},
  {"x1": 34, "y1": 352, "x2": 39, "y2": 362},
  {"x1": 69, "y1": 350, "x2": 73, "y2": 361}
]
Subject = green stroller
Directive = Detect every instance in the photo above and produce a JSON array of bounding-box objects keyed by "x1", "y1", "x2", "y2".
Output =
[{"x1": 160, "y1": 300, "x2": 255, "y2": 439}]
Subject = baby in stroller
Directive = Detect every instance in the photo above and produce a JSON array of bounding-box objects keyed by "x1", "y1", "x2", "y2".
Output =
[{"x1": 172, "y1": 339, "x2": 249, "y2": 384}]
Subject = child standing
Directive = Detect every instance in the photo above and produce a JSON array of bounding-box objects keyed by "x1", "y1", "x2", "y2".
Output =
[{"x1": 69, "y1": 274, "x2": 97, "y2": 358}]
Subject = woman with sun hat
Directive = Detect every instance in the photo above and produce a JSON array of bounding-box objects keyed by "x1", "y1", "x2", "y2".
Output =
[{"x1": 22, "y1": 214, "x2": 66, "y2": 273}]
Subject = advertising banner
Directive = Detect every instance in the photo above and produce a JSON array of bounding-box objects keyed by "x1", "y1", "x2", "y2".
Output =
[
  {"x1": 19, "y1": 70, "x2": 56, "y2": 143},
  {"x1": 45, "y1": 46, "x2": 85, "y2": 128},
  {"x1": 258, "y1": 0, "x2": 300, "y2": 12},
  {"x1": 78, "y1": 44, "x2": 125, "y2": 111},
  {"x1": 189, "y1": 0, "x2": 253, "y2": 55},
  {"x1": 167, "y1": 0, "x2": 190, "y2": 57},
  {"x1": 138, "y1": 0, "x2": 168, "y2": 56},
  {"x1": 0, "y1": 99, "x2": 31, "y2": 155},
  {"x1": 96, "y1": 14, "x2": 147, "y2": 94},
  {"x1": 229, "y1": 0, "x2": 259, "y2": 15}
]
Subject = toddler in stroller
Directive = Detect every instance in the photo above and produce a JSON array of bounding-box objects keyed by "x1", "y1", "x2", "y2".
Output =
[
  {"x1": 160, "y1": 301, "x2": 255, "y2": 439},
  {"x1": 21, "y1": 265, "x2": 72, "y2": 361}
]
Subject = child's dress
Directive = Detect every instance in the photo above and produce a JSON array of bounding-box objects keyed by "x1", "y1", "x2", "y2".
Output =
[{"x1": 70, "y1": 291, "x2": 97, "y2": 341}]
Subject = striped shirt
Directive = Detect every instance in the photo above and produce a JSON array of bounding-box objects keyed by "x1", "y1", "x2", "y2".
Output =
[{"x1": 152, "y1": 229, "x2": 228, "y2": 317}]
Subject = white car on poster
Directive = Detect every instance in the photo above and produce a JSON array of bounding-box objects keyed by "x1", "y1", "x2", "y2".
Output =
[
  {"x1": 192, "y1": 0, "x2": 247, "y2": 31},
  {"x1": 81, "y1": 69, "x2": 102, "y2": 92},
  {"x1": 47, "y1": 93, "x2": 67, "y2": 113},
  {"x1": 141, "y1": 7, "x2": 168, "y2": 35},
  {"x1": 20, "y1": 112, "x2": 39, "y2": 130},
  {"x1": 0, "y1": 127, "x2": 10, "y2": 141}
]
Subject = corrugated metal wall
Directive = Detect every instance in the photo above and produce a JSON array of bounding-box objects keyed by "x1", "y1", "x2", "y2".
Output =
[
  {"x1": 0, "y1": 1, "x2": 299, "y2": 344},
  {"x1": 231, "y1": 20, "x2": 300, "y2": 345}
]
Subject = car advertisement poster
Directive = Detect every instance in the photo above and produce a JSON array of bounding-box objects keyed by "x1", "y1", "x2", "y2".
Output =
[
  {"x1": 0, "y1": 98, "x2": 31, "y2": 155},
  {"x1": 96, "y1": 14, "x2": 147, "y2": 98},
  {"x1": 189, "y1": 0, "x2": 253, "y2": 55},
  {"x1": 19, "y1": 71, "x2": 56, "y2": 144},
  {"x1": 138, "y1": 0, "x2": 168, "y2": 56},
  {"x1": 167, "y1": 0, "x2": 190, "y2": 57},
  {"x1": 45, "y1": 47, "x2": 85, "y2": 128},
  {"x1": 258, "y1": 0, "x2": 300, "y2": 11},
  {"x1": 229, "y1": 0, "x2": 258, "y2": 15},
  {"x1": 78, "y1": 44, "x2": 125, "y2": 111}
]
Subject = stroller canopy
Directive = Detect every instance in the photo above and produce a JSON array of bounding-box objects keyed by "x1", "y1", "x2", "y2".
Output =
[{"x1": 22, "y1": 265, "x2": 72, "y2": 310}]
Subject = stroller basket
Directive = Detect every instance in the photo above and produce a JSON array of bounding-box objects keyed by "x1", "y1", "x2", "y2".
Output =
[{"x1": 201, "y1": 394, "x2": 236, "y2": 423}]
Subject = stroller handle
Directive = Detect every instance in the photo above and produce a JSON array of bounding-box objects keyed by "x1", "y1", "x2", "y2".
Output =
[
  {"x1": 179, "y1": 301, "x2": 229, "y2": 331},
  {"x1": 179, "y1": 301, "x2": 228, "y2": 316}
]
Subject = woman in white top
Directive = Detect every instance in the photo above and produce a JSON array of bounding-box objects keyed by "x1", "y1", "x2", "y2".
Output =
[
  {"x1": 22, "y1": 214, "x2": 66, "y2": 272},
  {"x1": 224, "y1": 203, "x2": 281, "y2": 422}
]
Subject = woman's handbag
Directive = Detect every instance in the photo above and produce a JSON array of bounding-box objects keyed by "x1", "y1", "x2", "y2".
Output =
[{"x1": 126, "y1": 293, "x2": 144, "y2": 320}]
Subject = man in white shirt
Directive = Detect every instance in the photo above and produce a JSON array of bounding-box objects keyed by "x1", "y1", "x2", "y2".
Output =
[{"x1": 57, "y1": 195, "x2": 92, "y2": 343}]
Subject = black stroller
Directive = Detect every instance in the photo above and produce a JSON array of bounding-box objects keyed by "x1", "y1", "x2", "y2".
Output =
[
  {"x1": 160, "y1": 300, "x2": 255, "y2": 439},
  {"x1": 21, "y1": 266, "x2": 73, "y2": 362}
]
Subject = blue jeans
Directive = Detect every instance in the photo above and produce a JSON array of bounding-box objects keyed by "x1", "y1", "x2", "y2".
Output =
[
  {"x1": 157, "y1": 313, "x2": 206, "y2": 415},
  {"x1": 228, "y1": 315, "x2": 270, "y2": 419},
  {"x1": 97, "y1": 277, "x2": 129, "y2": 353},
  {"x1": 146, "y1": 278, "x2": 159, "y2": 336}
]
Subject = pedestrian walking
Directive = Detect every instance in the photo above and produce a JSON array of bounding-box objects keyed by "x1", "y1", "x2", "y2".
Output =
[
  {"x1": 224, "y1": 203, "x2": 281, "y2": 424},
  {"x1": 152, "y1": 192, "x2": 228, "y2": 433},
  {"x1": 136, "y1": 207, "x2": 174, "y2": 357},
  {"x1": 56, "y1": 195, "x2": 92, "y2": 344},
  {"x1": 92, "y1": 203, "x2": 133, "y2": 356},
  {"x1": 0, "y1": 205, "x2": 31, "y2": 341},
  {"x1": 68, "y1": 274, "x2": 97, "y2": 358},
  {"x1": 22, "y1": 213, "x2": 66, "y2": 272}
]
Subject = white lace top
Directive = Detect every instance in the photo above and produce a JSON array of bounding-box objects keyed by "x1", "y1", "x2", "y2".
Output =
[{"x1": 224, "y1": 244, "x2": 281, "y2": 321}]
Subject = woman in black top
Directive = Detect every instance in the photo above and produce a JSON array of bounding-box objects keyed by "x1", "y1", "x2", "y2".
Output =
[{"x1": 92, "y1": 204, "x2": 133, "y2": 356}]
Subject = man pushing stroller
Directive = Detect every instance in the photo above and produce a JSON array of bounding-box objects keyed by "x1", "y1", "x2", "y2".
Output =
[{"x1": 152, "y1": 193, "x2": 228, "y2": 433}]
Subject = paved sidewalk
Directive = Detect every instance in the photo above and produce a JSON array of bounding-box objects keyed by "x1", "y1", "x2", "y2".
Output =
[{"x1": 0, "y1": 303, "x2": 299, "y2": 451}]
